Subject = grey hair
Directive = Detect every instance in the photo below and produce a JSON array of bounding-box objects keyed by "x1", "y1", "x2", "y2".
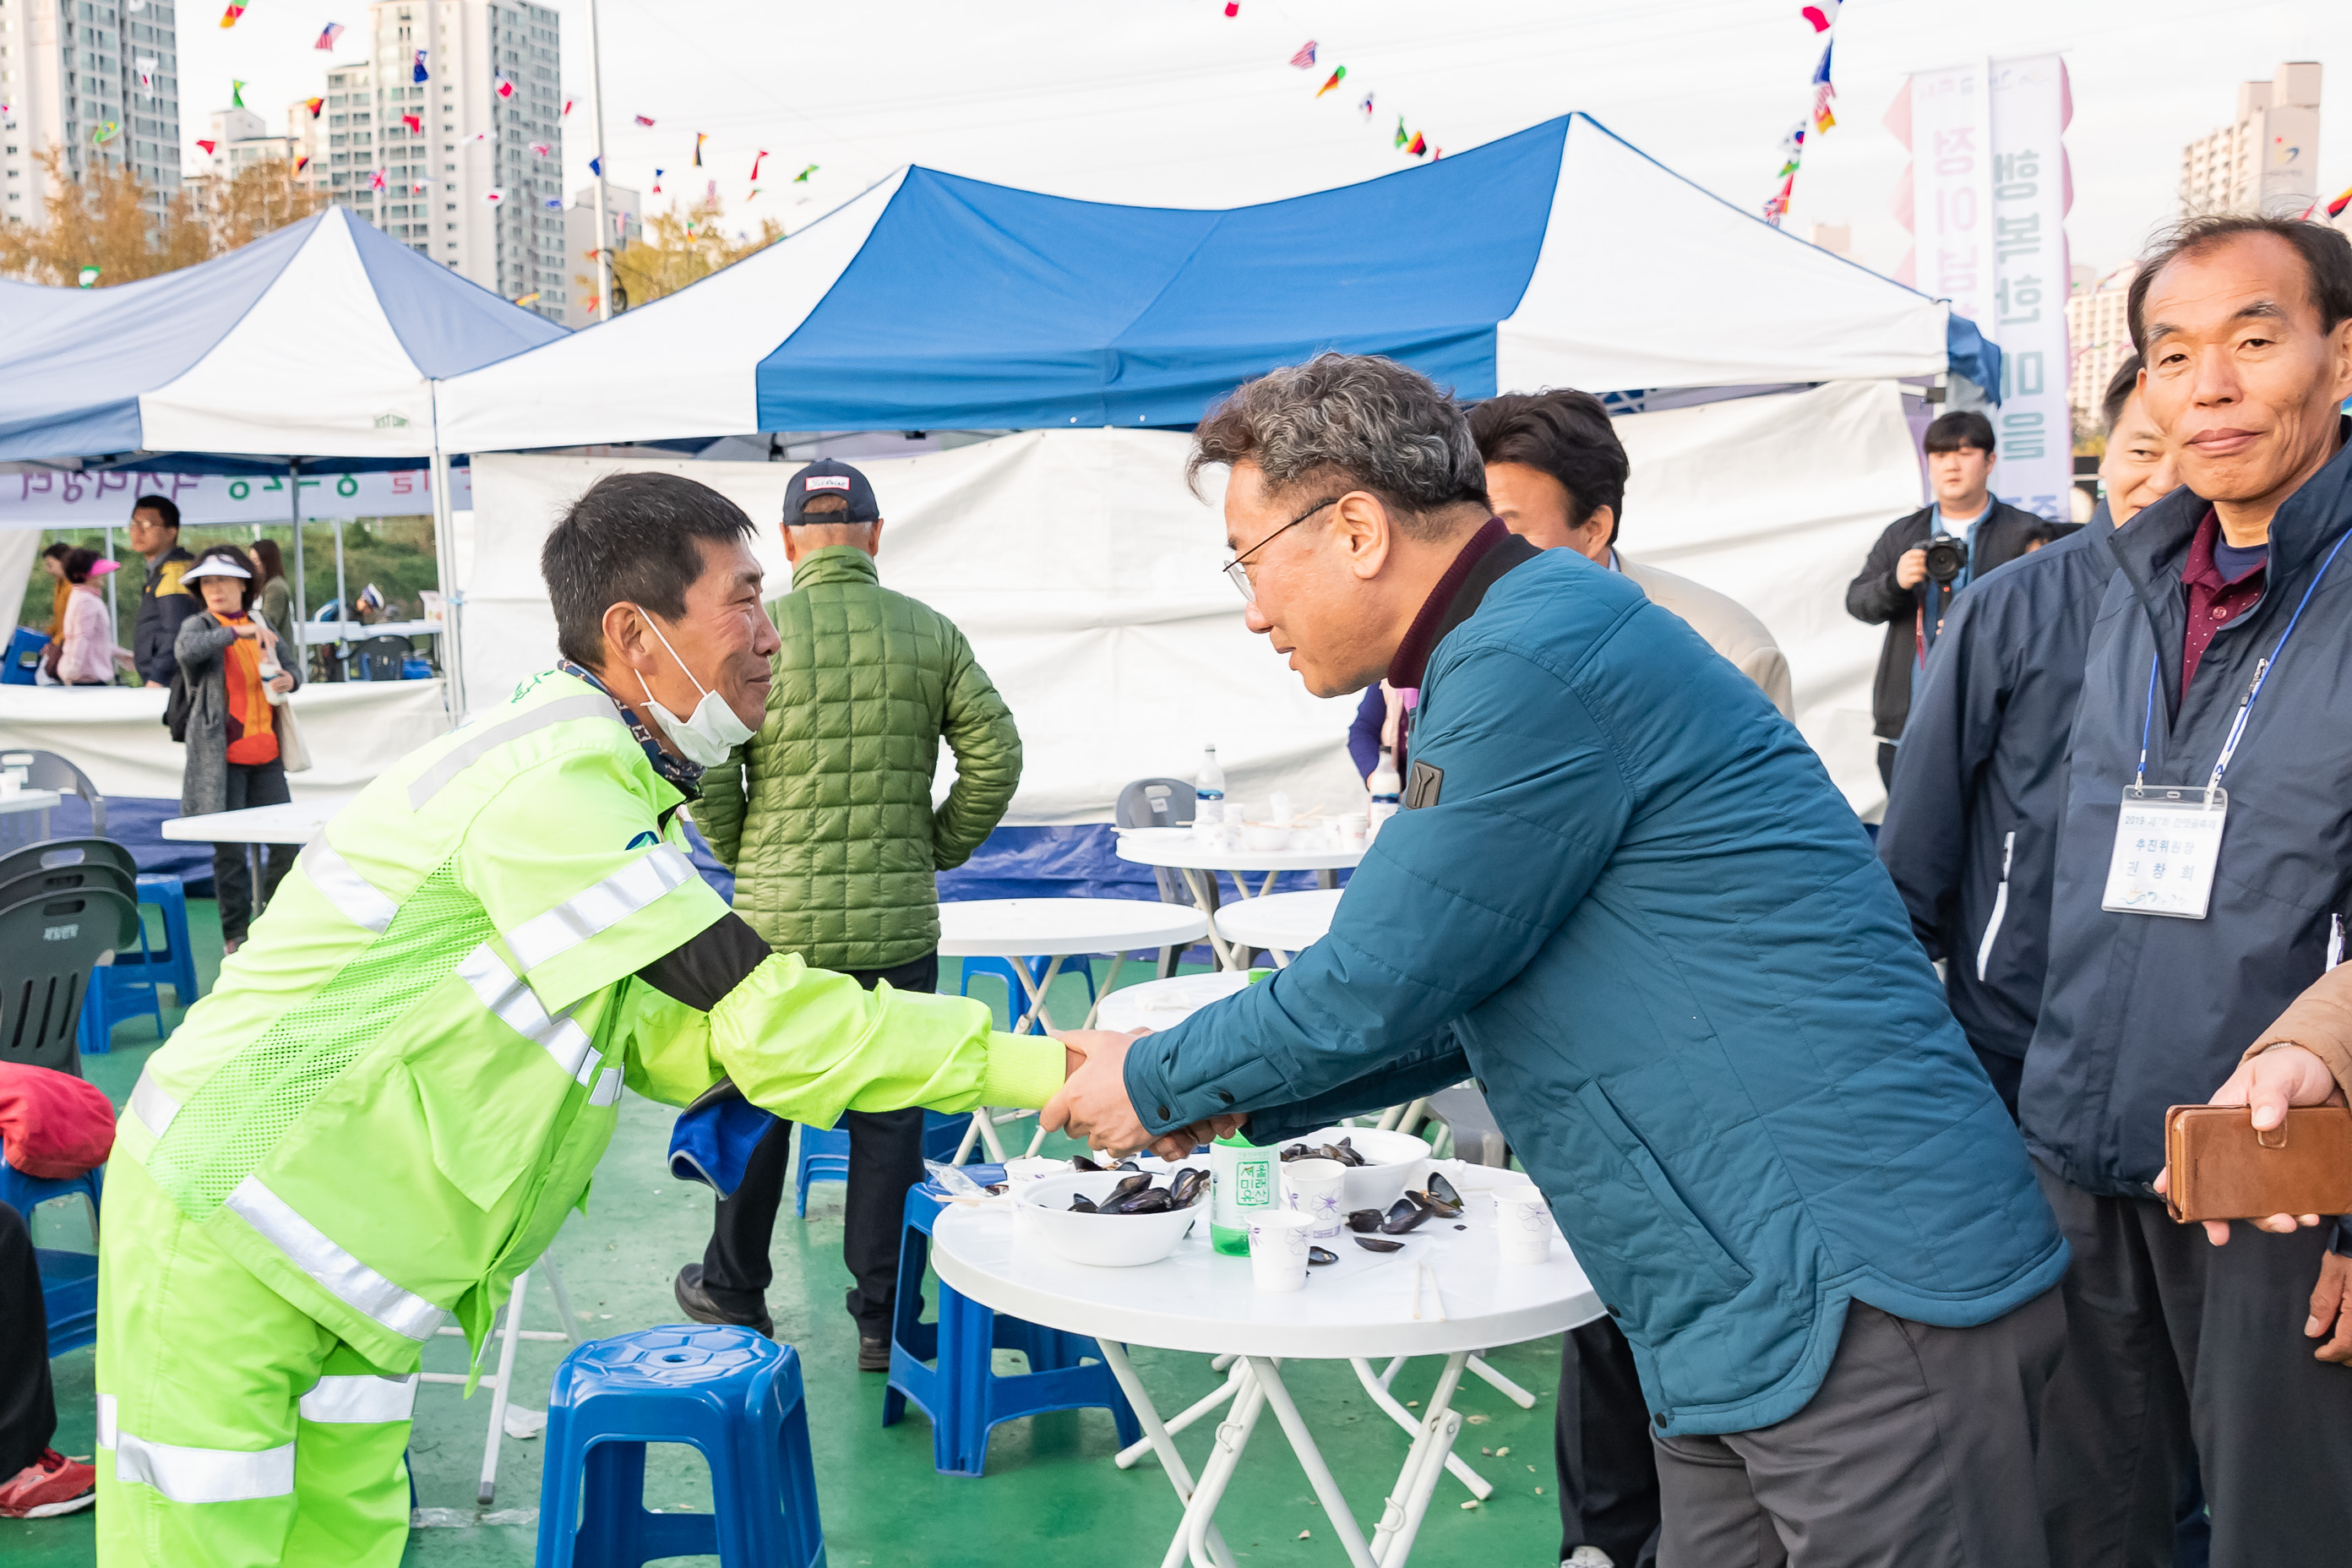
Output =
[{"x1": 1188, "y1": 353, "x2": 1489, "y2": 532}]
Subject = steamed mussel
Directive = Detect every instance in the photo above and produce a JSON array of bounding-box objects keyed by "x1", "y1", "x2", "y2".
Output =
[
  {"x1": 1345, "y1": 1208, "x2": 1386, "y2": 1233},
  {"x1": 1380, "y1": 1195, "x2": 1434, "y2": 1234},
  {"x1": 1066, "y1": 1165, "x2": 1207, "y2": 1217},
  {"x1": 1307, "y1": 1246, "x2": 1339, "y2": 1266},
  {"x1": 1354, "y1": 1234, "x2": 1406, "y2": 1254}
]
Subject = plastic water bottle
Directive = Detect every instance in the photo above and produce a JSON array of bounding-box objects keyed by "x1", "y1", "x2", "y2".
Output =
[
  {"x1": 1368, "y1": 744, "x2": 1402, "y2": 826},
  {"x1": 1195, "y1": 745, "x2": 1227, "y2": 808},
  {"x1": 1210, "y1": 1130, "x2": 1275, "y2": 1257}
]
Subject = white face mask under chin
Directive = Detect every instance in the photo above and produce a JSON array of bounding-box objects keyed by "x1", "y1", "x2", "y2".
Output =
[{"x1": 629, "y1": 610, "x2": 755, "y2": 768}]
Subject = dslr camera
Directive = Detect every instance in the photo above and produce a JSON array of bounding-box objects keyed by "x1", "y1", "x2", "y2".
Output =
[{"x1": 1922, "y1": 530, "x2": 1968, "y2": 585}]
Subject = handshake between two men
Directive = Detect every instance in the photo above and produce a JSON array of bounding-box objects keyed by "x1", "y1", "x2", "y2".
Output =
[{"x1": 1044, "y1": 1027, "x2": 1244, "y2": 1162}]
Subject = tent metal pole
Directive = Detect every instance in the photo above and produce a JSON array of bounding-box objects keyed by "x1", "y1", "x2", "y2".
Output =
[
  {"x1": 291, "y1": 468, "x2": 308, "y2": 633},
  {"x1": 588, "y1": 0, "x2": 612, "y2": 322},
  {"x1": 104, "y1": 525, "x2": 117, "y2": 640},
  {"x1": 427, "y1": 381, "x2": 466, "y2": 723},
  {"x1": 333, "y1": 518, "x2": 348, "y2": 675}
]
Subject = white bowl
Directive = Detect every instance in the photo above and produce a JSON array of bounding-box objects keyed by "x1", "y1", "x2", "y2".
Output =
[
  {"x1": 1291, "y1": 1125, "x2": 1433, "y2": 1216},
  {"x1": 1015, "y1": 1170, "x2": 1204, "y2": 1268},
  {"x1": 1241, "y1": 824, "x2": 1294, "y2": 852}
]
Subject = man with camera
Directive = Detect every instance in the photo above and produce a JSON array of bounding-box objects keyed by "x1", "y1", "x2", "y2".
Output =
[{"x1": 1846, "y1": 410, "x2": 2051, "y2": 791}]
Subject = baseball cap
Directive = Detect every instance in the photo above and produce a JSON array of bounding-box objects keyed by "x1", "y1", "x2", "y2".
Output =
[{"x1": 781, "y1": 459, "x2": 880, "y2": 525}]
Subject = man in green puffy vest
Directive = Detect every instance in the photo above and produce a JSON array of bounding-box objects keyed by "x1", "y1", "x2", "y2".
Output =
[
  {"x1": 94, "y1": 471, "x2": 1066, "y2": 1567},
  {"x1": 678, "y1": 459, "x2": 1021, "y2": 1370}
]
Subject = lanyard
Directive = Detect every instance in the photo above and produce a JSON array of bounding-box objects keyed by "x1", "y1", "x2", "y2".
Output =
[{"x1": 2135, "y1": 528, "x2": 2352, "y2": 793}]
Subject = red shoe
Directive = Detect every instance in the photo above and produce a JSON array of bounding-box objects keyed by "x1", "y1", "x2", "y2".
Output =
[{"x1": 0, "y1": 1448, "x2": 96, "y2": 1518}]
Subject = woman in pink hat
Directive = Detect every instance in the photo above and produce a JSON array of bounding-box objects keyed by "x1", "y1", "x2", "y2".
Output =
[{"x1": 52, "y1": 547, "x2": 124, "y2": 687}]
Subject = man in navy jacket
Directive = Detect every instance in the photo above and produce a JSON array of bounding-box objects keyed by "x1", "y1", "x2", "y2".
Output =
[
  {"x1": 1879, "y1": 356, "x2": 2177, "y2": 1115},
  {"x1": 1048, "y1": 353, "x2": 2068, "y2": 1564},
  {"x1": 2027, "y1": 215, "x2": 2352, "y2": 1568}
]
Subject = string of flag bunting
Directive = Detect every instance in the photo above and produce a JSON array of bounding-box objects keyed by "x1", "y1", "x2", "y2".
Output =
[
  {"x1": 1282, "y1": 35, "x2": 1440, "y2": 162},
  {"x1": 1761, "y1": 0, "x2": 1838, "y2": 226}
]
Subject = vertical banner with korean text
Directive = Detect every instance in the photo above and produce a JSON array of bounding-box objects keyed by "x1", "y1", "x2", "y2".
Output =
[
  {"x1": 1905, "y1": 64, "x2": 1996, "y2": 338},
  {"x1": 1986, "y1": 55, "x2": 2073, "y2": 520}
]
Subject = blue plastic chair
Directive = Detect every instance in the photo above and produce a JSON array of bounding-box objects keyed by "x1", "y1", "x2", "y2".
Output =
[
  {"x1": 792, "y1": 1110, "x2": 973, "y2": 1218},
  {"x1": 534, "y1": 1324, "x2": 823, "y2": 1568},
  {"x1": 883, "y1": 1179, "x2": 1141, "y2": 1476},
  {"x1": 956, "y1": 956, "x2": 1097, "y2": 1034},
  {"x1": 0, "y1": 1152, "x2": 101, "y2": 1358}
]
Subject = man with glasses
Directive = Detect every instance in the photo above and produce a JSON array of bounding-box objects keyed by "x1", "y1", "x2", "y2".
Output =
[{"x1": 1048, "y1": 352, "x2": 2070, "y2": 1565}]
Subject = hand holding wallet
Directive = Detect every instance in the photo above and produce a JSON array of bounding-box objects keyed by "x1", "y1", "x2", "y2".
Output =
[{"x1": 2163, "y1": 1103, "x2": 2352, "y2": 1224}]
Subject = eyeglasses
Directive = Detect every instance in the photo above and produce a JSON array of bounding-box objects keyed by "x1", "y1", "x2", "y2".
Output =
[{"x1": 1222, "y1": 497, "x2": 1341, "y2": 602}]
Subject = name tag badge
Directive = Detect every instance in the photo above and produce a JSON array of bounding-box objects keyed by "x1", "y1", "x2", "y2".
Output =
[{"x1": 2102, "y1": 785, "x2": 2228, "y2": 920}]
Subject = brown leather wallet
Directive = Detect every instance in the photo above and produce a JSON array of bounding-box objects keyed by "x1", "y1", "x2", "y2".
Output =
[{"x1": 2162, "y1": 1103, "x2": 2352, "y2": 1223}]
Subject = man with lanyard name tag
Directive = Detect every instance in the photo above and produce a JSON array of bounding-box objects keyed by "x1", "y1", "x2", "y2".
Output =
[{"x1": 2027, "y1": 214, "x2": 2352, "y2": 1568}]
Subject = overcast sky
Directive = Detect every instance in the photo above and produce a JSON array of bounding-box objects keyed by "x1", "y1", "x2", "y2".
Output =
[{"x1": 181, "y1": 0, "x2": 2344, "y2": 282}]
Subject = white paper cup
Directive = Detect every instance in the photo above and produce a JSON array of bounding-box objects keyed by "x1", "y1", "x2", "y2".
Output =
[
  {"x1": 1281, "y1": 1157, "x2": 1348, "y2": 1239},
  {"x1": 1495, "y1": 1184, "x2": 1555, "y2": 1266},
  {"x1": 1247, "y1": 1210, "x2": 1314, "y2": 1292}
]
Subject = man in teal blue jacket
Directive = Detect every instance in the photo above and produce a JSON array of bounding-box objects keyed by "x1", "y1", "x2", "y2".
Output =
[{"x1": 1048, "y1": 354, "x2": 2069, "y2": 1565}]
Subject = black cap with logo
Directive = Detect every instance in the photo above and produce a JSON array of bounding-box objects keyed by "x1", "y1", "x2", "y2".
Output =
[{"x1": 781, "y1": 459, "x2": 881, "y2": 525}]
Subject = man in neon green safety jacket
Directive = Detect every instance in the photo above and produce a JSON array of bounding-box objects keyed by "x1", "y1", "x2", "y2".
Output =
[{"x1": 95, "y1": 472, "x2": 1067, "y2": 1567}]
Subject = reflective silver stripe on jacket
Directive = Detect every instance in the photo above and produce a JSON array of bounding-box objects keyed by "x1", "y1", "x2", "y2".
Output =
[
  {"x1": 504, "y1": 845, "x2": 695, "y2": 973},
  {"x1": 98, "y1": 1394, "x2": 296, "y2": 1503},
  {"x1": 299, "y1": 1372, "x2": 420, "y2": 1425},
  {"x1": 129, "y1": 1071, "x2": 180, "y2": 1139},
  {"x1": 457, "y1": 943, "x2": 596, "y2": 1082},
  {"x1": 221, "y1": 1177, "x2": 444, "y2": 1342},
  {"x1": 588, "y1": 1066, "x2": 624, "y2": 1108},
  {"x1": 298, "y1": 836, "x2": 399, "y2": 934},
  {"x1": 407, "y1": 694, "x2": 623, "y2": 808}
]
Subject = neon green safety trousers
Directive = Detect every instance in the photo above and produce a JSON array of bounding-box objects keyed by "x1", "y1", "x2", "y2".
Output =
[{"x1": 95, "y1": 1157, "x2": 420, "y2": 1568}]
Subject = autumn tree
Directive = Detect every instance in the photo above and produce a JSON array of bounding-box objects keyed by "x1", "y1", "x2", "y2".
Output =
[
  {"x1": 576, "y1": 193, "x2": 783, "y2": 314},
  {"x1": 0, "y1": 146, "x2": 328, "y2": 286}
]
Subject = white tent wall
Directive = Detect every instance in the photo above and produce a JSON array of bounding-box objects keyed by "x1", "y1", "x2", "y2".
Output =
[
  {"x1": 0, "y1": 525, "x2": 36, "y2": 635},
  {"x1": 468, "y1": 380, "x2": 1919, "y2": 825}
]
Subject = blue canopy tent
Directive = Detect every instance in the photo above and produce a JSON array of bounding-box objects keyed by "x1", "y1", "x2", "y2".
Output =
[{"x1": 440, "y1": 113, "x2": 1993, "y2": 449}]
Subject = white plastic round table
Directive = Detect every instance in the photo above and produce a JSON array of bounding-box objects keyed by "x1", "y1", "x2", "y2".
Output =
[
  {"x1": 1212, "y1": 887, "x2": 1342, "y2": 969},
  {"x1": 935, "y1": 898, "x2": 1211, "y2": 1162},
  {"x1": 161, "y1": 801, "x2": 340, "y2": 921},
  {"x1": 933, "y1": 1197, "x2": 1598, "y2": 1568},
  {"x1": 1114, "y1": 830, "x2": 1361, "y2": 968},
  {"x1": 1094, "y1": 972, "x2": 1256, "y2": 1034}
]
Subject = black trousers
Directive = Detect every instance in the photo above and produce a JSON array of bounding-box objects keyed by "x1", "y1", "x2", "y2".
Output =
[
  {"x1": 211, "y1": 756, "x2": 295, "y2": 943},
  {"x1": 0, "y1": 1201, "x2": 55, "y2": 1478},
  {"x1": 697, "y1": 952, "x2": 939, "y2": 1336},
  {"x1": 1557, "y1": 1315, "x2": 1662, "y2": 1567},
  {"x1": 2034, "y1": 1162, "x2": 2352, "y2": 1568}
]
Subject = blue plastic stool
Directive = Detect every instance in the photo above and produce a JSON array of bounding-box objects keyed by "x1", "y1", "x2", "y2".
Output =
[
  {"x1": 534, "y1": 1324, "x2": 824, "y2": 1568},
  {"x1": 79, "y1": 875, "x2": 199, "y2": 1054},
  {"x1": 792, "y1": 1111, "x2": 974, "y2": 1218},
  {"x1": 956, "y1": 956, "x2": 1097, "y2": 1034},
  {"x1": 0, "y1": 1152, "x2": 101, "y2": 1358},
  {"x1": 883, "y1": 1181, "x2": 1141, "y2": 1476}
]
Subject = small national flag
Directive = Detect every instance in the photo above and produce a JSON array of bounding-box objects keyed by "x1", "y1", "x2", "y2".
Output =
[
  {"x1": 1799, "y1": 1, "x2": 1839, "y2": 31},
  {"x1": 304, "y1": 97, "x2": 324, "y2": 118},
  {"x1": 231, "y1": 79, "x2": 247, "y2": 109},
  {"x1": 91, "y1": 121, "x2": 119, "y2": 144},
  {"x1": 1316, "y1": 66, "x2": 1345, "y2": 98},
  {"x1": 484, "y1": 188, "x2": 506, "y2": 204},
  {"x1": 634, "y1": 114, "x2": 656, "y2": 127},
  {"x1": 794, "y1": 163, "x2": 817, "y2": 182},
  {"x1": 530, "y1": 141, "x2": 551, "y2": 156},
  {"x1": 543, "y1": 197, "x2": 563, "y2": 210},
  {"x1": 1407, "y1": 131, "x2": 1428, "y2": 157},
  {"x1": 563, "y1": 98, "x2": 574, "y2": 116},
  {"x1": 1289, "y1": 41, "x2": 1317, "y2": 69},
  {"x1": 514, "y1": 291, "x2": 541, "y2": 307},
  {"x1": 77, "y1": 266, "x2": 101, "y2": 288},
  {"x1": 1224, "y1": 1, "x2": 1238, "y2": 14},
  {"x1": 1359, "y1": 93, "x2": 1375, "y2": 119},
  {"x1": 368, "y1": 168, "x2": 386, "y2": 189},
  {"x1": 402, "y1": 113, "x2": 422, "y2": 133},
  {"x1": 1810, "y1": 40, "x2": 1837, "y2": 133},
  {"x1": 749, "y1": 150, "x2": 768, "y2": 182},
  {"x1": 295, "y1": 155, "x2": 309, "y2": 173},
  {"x1": 748, "y1": 187, "x2": 762, "y2": 201},
  {"x1": 195, "y1": 139, "x2": 217, "y2": 155},
  {"x1": 136, "y1": 57, "x2": 158, "y2": 89},
  {"x1": 705, "y1": 178, "x2": 718, "y2": 202},
  {"x1": 1394, "y1": 116, "x2": 1408, "y2": 149},
  {"x1": 220, "y1": 2, "x2": 245, "y2": 27},
  {"x1": 495, "y1": 75, "x2": 515, "y2": 100},
  {"x1": 652, "y1": 168, "x2": 665, "y2": 193},
  {"x1": 589, "y1": 155, "x2": 602, "y2": 176},
  {"x1": 2328, "y1": 182, "x2": 2352, "y2": 220},
  {"x1": 316, "y1": 21, "x2": 344, "y2": 50},
  {"x1": 694, "y1": 133, "x2": 707, "y2": 166},
  {"x1": 413, "y1": 50, "x2": 429, "y2": 84}
]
